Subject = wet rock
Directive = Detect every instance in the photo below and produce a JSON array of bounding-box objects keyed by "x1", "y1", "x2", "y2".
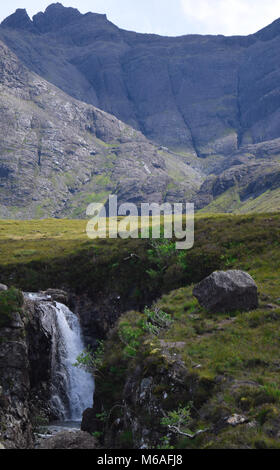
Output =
[
  {"x1": 81, "y1": 408, "x2": 98, "y2": 434},
  {"x1": 38, "y1": 431, "x2": 97, "y2": 449},
  {"x1": 43, "y1": 289, "x2": 69, "y2": 305},
  {"x1": 193, "y1": 270, "x2": 258, "y2": 313},
  {"x1": 0, "y1": 291, "x2": 54, "y2": 448}
]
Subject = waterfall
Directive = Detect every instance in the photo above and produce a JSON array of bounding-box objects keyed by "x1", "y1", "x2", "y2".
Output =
[{"x1": 27, "y1": 294, "x2": 94, "y2": 422}]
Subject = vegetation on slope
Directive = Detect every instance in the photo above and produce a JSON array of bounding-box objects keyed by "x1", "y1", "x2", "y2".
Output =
[
  {"x1": 1, "y1": 214, "x2": 280, "y2": 448},
  {"x1": 0, "y1": 287, "x2": 23, "y2": 328}
]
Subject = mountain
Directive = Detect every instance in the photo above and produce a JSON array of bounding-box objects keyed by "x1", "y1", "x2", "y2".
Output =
[
  {"x1": 0, "y1": 40, "x2": 200, "y2": 218},
  {"x1": 0, "y1": 3, "x2": 280, "y2": 215}
]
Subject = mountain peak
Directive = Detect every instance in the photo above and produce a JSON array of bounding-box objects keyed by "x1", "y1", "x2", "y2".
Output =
[
  {"x1": 32, "y1": 3, "x2": 82, "y2": 33},
  {"x1": 254, "y1": 17, "x2": 280, "y2": 41},
  {"x1": 1, "y1": 8, "x2": 34, "y2": 32}
]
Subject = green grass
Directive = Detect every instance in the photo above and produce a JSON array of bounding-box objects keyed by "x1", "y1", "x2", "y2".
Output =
[
  {"x1": 200, "y1": 186, "x2": 280, "y2": 214},
  {"x1": 1, "y1": 214, "x2": 280, "y2": 448}
]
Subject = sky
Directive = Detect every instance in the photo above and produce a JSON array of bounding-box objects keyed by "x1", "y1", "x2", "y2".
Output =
[{"x1": 0, "y1": 0, "x2": 280, "y2": 37}]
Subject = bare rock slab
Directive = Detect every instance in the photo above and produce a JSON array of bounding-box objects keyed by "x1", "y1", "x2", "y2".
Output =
[
  {"x1": 193, "y1": 270, "x2": 258, "y2": 313},
  {"x1": 38, "y1": 431, "x2": 97, "y2": 449}
]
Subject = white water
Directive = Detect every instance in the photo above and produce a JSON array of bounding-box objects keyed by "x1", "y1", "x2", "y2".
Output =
[
  {"x1": 26, "y1": 294, "x2": 94, "y2": 422},
  {"x1": 53, "y1": 302, "x2": 94, "y2": 421}
]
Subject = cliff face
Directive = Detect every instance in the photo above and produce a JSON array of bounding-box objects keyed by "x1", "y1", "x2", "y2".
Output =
[
  {"x1": 0, "y1": 289, "x2": 54, "y2": 448},
  {"x1": 1, "y1": 4, "x2": 280, "y2": 157},
  {"x1": 0, "y1": 40, "x2": 200, "y2": 218},
  {"x1": 0, "y1": 4, "x2": 280, "y2": 213}
]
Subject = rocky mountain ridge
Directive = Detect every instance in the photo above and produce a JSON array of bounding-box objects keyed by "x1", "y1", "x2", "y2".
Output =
[
  {"x1": 1, "y1": 4, "x2": 280, "y2": 156},
  {"x1": 0, "y1": 4, "x2": 280, "y2": 214},
  {"x1": 0, "y1": 39, "x2": 200, "y2": 218}
]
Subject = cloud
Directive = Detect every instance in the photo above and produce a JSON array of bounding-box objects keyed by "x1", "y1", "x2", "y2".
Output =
[{"x1": 180, "y1": 0, "x2": 280, "y2": 35}]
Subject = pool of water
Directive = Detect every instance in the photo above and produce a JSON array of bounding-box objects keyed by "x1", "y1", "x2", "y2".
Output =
[{"x1": 35, "y1": 420, "x2": 82, "y2": 445}]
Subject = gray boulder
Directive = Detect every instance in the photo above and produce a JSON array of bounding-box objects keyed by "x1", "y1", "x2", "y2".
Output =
[
  {"x1": 0, "y1": 284, "x2": 8, "y2": 292},
  {"x1": 193, "y1": 270, "x2": 258, "y2": 313}
]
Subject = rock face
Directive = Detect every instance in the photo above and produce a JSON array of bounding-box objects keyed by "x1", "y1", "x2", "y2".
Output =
[
  {"x1": 0, "y1": 4, "x2": 280, "y2": 213},
  {"x1": 0, "y1": 39, "x2": 200, "y2": 218},
  {"x1": 42, "y1": 289, "x2": 69, "y2": 305},
  {"x1": 0, "y1": 291, "x2": 33, "y2": 448},
  {"x1": 82, "y1": 339, "x2": 216, "y2": 449},
  {"x1": 38, "y1": 430, "x2": 97, "y2": 449},
  {"x1": 193, "y1": 270, "x2": 259, "y2": 313},
  {"x1": 1, "y1": 4, "x2": 280, "y2": 157},
  {"x1": 0, "y1": 290, "x2": 56, "y2": 448}
]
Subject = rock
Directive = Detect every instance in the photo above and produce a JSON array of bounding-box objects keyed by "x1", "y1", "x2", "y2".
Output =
[
  {"x1": 193, "y1": 270, "x2": 258, "y2": 313},
  {"x1": 0, "y1": 442, "x2": 5, "y2": 449},
  {"x1": 43, "y1": 289, "x2": 69, "y2": 305},
  {"x1": 0, "y1": 291, "x2": 56, "y2": 449},
  {"x1": 81, "y1": 408, "x2": 98, "y2": 434},
  {"x1": 0, "y1": 299, "x2": 34, "y2": 449},
  {"x1": 0, "y1": 284, "x2": 7, "y2": 291},
  {"x1": 0, "y1": 40, "x2": 200, "y2": 219},
  {"x1": 10, "y1": 312, "x2": 24, "y2": 329},
  {"x1": 226, "y1": 414, "x2": 248, "y2": 427},
  {"x1": 38, "y1": 431, "x2": 97, "y2": 449},
  {"x1": 0, "y1": 7, "x2": 280, "y2": 215},
  {"x1": 2, "y1": 4, "x2": 280, "y2": 159}
]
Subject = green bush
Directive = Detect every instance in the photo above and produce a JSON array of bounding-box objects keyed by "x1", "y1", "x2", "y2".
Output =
[{"x1": 74, "y1": 341, "x2": 104, "y2": 376}]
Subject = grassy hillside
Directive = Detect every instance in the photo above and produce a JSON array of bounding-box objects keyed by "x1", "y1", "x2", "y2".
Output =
[
  {"x1": 1, "y1": 214, "x2": 280, "y2": 448},
  {"x1": 0, "y1": 213, "x2": 279, "y2": 298},
  {"x1": 199, "y1": 187, "x2": 280, "y2": 214}
]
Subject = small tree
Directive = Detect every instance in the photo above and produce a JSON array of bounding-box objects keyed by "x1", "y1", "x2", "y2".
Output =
[
  {"x1": 74, "y1": 341, "x2": 104, "y2": 376},
  {"x1": 161, "y1": 404, "x2": 209, "y2": 440}
]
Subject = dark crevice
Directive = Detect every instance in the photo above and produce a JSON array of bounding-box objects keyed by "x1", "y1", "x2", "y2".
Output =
[
  {"x1": 183, "y1": 116, "x2": 202, "y2": 158},
  {"x1": 119, "y1": 57, "x2": 148, "y2": 137},
  {"x1": 37, "y1": 148, "x2": 42, "y2": 166},
  {"x1": 236, "y1": 71, "x2": 244, "y2": 149},
  {"x1": 167, "y1": 63, "x2": 201, "y2": 158},
  {"x1": 0, "y1": 166, "x2": 11, "y2": 178}
]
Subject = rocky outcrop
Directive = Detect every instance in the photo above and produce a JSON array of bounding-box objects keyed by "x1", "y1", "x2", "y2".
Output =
[
  {"x1": 0, "y1": 6, "x2": 280, "y2": 213},
  {"x1": 81, "y1": 337, "x2": 216, "y2": 449},
  {"x1": 1, "y1": 4, "x2": 280, "y2": 157},
  {"x1": 38, "y1": 430, "x2": 97, "y2": 449},
  {"x1": 0, "y1": 289, "x2": 57, "y2": 448},
  {"x1": 195, "y1": 160, "x2": 280, "y2": 211},
  {"x1": 0, "y1": 290, "x2": 34, "y2": 448},
  {"x1": 193, "y1": 270, "x2": 259, "y2": 313},
  {"x1": 0, "y1": 39, "x2": 200, "y2": 219},
  {"x1": 42, "y1": 289, "x2": 69, "y2": 305}
]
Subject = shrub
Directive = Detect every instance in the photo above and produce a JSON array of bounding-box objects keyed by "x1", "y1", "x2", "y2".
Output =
[
  {"x1": 144, "y1": 307, "x2": 173, "y2": 336},
  {"x1": 74, "y1": 341, "x2": 104, "y2": 376}
]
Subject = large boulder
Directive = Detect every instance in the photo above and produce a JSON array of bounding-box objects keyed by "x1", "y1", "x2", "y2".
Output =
[
  {"x1": 193, "y1": 270, "x2": 258, "y2": 313},
  {"x1": 0, "y1": 284, "x2": 7, "y2": 292}
]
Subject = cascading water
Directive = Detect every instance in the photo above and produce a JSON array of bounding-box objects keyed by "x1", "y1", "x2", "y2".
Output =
[
  {"x1": 51, "y1": 302, "x2": 94, "y2": 421},
  {"x1": 26, "y1": 293, "x2": 94, "y2": 422}
]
